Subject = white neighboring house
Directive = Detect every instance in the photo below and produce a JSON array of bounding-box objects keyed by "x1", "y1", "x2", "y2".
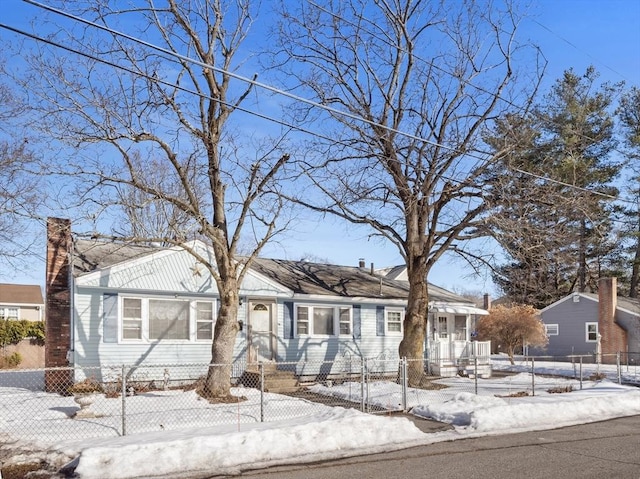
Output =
[
  {"x1": 45, "y1": 218, "x2": 491, "y2": 386},
  {"x1": 0, "y1": 283, "x2": 44, "y2": 322}
]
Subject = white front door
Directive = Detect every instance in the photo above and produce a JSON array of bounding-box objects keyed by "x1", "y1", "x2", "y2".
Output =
[{"x1": 249, "y1": 301, "x2": 275, "y2": 362}]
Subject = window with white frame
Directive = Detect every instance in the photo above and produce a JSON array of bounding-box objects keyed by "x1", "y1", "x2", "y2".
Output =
[
  {"x1": 545, "y1": 324, "x2": 559, "y2": 336},
  {"x1": 437, "y1": 316, "x2": 448, "y2": 338},
  {"x1": 295, "y1": 304, "x2": 351, "y2": 337},
  {"x1": 196, "y1": 301, "x2": 214, "y2": 340},
  {"x1": 386, "y1": 308, "x2": 403, "y2": 334},
  {"x1": 121, "y1": 297, "x2": 215, "y2": 342},
  {"x1": 585, "y1": 322, "x2": 598, "y2": 342},
  {"x1": 0, "y1": 307, "x2": 19, "y2": 320},
  {"x1": 122, "y1": 298, "x2": 143, "y2": 339}
]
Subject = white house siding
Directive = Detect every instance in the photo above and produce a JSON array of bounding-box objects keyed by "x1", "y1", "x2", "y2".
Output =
[
  {"x1": 72, "y1": 287, "x2": 250, "y2": 383},
  {"x1": 275, "y1": 301, "x2": 404, "y2": 378}
]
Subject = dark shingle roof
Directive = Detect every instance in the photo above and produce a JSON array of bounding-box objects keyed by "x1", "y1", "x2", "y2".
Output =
[
  {"x1": 73, "y1": 239, "x2": 158, "y2": 276},
  {"x1": 73, "y1": 240, "x2": 474, "y2": 303},
  {"x1": 252, "y1": 258, "x2": 410, "y2": 299},
  {"x1": 252, "y1": 258, "x2": 474, "y2": 303}
]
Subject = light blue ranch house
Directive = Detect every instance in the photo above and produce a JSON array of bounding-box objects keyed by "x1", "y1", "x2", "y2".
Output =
[{"x1": 46, "y1": 218, "x2": 490, "y2": 385}]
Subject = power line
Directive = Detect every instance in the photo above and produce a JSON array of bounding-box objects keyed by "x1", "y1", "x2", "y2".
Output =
[
  {"x1": 530, "y1": 19, "x2": 631, "y2": 83},
  {"x1": 2, "y1": 3, "x2": 634, "y2": 206}
]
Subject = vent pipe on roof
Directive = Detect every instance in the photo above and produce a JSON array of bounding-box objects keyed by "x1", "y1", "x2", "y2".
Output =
[
  {"x1": 359, "y1": 258, "x2": 365, "y2": 268},
  {"x1": 370, "y1": 262, "x2": 375, "y2": 275}
]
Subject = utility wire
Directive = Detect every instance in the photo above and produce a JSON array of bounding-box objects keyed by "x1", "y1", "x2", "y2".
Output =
[
  {"x1": 22, "y1": 0, "x2": 466, "y2": 156},
  {"x1": 307, "y1": 0, "x2": 633, "y2": 162},
  {"x1": 3, "y1": 2, "x2": 634, "y2": 205},
  {"x1": 22, "y1": 1, "x2": 633, "y2": 170}
]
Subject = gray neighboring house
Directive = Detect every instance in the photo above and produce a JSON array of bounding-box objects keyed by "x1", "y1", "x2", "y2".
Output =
[
  {"x1": 535, "y1": 278, "x2": 639, "y2": 359},
  {"x1": 0, "y1": 283, "x2": 44, "y2": 322}
]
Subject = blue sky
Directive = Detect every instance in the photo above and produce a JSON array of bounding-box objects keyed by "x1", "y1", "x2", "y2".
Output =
[{"x1": 3, "y1": 0, "x2": 640, "y2": 295}]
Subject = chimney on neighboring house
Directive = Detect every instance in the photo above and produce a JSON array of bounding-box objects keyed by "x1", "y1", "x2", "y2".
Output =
[
  {"x1": 483, "y1": 293, "x2": 491, "y2": 311},
  {"x1": 598, "y1": 277, "x2": 627, "y2": 364},
  {"x1": 45, "y1": 217, "x2": 73, "y2": 393},
  {"x1": 358, "y1": 258, "x2": 365, "y2": 268}
]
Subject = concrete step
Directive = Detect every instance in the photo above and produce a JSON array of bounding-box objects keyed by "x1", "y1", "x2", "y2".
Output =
[{"x1": 240, "y1": 369, "x2": 300, "y2": 393}]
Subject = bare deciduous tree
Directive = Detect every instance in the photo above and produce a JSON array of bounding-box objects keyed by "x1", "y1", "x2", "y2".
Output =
[
  {"x1": 0, "y1": 80, "x2": 41, "y2": 268},
  {"x1": 273, "y1": 0, "x2": 540, "y2": 382},
  {"x1": 9, "y1": 0, "x2": 293, "y2": 400}
]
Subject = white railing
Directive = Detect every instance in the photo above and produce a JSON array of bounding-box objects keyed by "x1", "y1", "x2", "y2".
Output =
[{"x1": 429, "y1": 340, "x2": 491, "y2": 366}]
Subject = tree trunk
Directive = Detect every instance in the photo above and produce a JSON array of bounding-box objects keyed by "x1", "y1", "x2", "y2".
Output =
[
  {"x1": 399, "y1": 258, "x2": 429, "y2": 386},
  {"x1": 202, "y1": 279, "x2": 240, "y2": 400}
]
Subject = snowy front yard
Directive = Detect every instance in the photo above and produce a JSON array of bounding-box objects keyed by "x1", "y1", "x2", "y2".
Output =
[{"x1": 1, "y1": 363, "x2": 639, "y2": 478}]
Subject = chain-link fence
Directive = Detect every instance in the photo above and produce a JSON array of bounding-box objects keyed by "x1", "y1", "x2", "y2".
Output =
[{"x1": 0, "y1": 352, "x2": 637, "y2": 444}]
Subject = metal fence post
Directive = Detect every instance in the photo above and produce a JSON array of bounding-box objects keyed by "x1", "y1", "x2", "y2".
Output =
[
  {"x1": 531, "y1": 357, "x2": 535, "y2": 396},
  {"x1": 259, "y1": 362, "x2": 264, "y2": 423},
  {"x1": 360, "y1": 357, "x2": 366, "y2": 413},
  {"x1": 366, "y1": 359, "x2": 371, "y2": 413},
  {"x1": 579, "y1": 356, "x2": 583, "y2": 390},
  {"x1": 401, "y1": 357, "x2": 408, "y2": 412},
  {"x1": 121, "y1": 364, "x2": 127, "y2": 436},
  {"x1": 617, "y1": 352, "x2": 621, "y2": 384},
  {"x1": 474, "y1": 356, "x2": 478, "y2": 395}
]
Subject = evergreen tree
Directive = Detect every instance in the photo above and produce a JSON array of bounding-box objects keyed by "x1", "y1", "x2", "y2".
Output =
[
  {"x1": 617, "y1": 87, "x2": 640, "y2": 296},
  {"x1": 487, "y1": 67, "x2": 622, "y2": 306}
]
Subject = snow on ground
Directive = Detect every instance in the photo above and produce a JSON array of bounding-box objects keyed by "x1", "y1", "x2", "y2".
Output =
[{"x1": 1, "y1": 361, "x2": 639, "y2": 479}]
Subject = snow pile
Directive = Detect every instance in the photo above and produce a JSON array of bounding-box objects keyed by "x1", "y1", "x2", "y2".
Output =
[{"x1": 71, "y1": 408, "x2": 427, "y2": 479}]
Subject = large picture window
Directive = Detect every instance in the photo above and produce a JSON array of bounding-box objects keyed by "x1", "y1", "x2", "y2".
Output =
[
  {"x1": 149, "y1": 299, "x2": 189, "y2": 340},
  {"x1": 120, "y1": 297, "x2": 215, "y2": 342},
  {"x1": 295, "y1": 305, "x2": 352, "y2": 337}
]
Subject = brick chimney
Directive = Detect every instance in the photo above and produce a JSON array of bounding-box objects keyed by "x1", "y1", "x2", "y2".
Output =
[
  {"x1": 598, "y1": 277, "x2": 627, "y2": 364},
  {"x1": 483, "y1": 293, "x2": 491, "y2": 311},
  {"x1": 45, "y1": 217, "x2": 73, "y2": 392}
]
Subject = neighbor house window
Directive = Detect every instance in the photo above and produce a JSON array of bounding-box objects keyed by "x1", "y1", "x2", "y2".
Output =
[
  {"x1": 122, "y1": 298, "x2": 142, "y2": 339},
  {"x1": 295, "y1": 305, "x2": 352, "y2": 337},
  {"x1": 0, "y1": 307, "x2": 19, "y2": 320},
  {"x1": 196, "y1": 301, "x2": 214, "y2": 340},
  {"x1": 586, "y1": 322, "x2": 598, "y2": 342},
  {"x1": 545, "y1": 324, "x2": 559, "y2": 336},
  {"x1": 149, "y1": 299, "x2": 189, "y2": 340},
  {"x1": 386, "y1": 308, "x2": 404, "y2": 334}
]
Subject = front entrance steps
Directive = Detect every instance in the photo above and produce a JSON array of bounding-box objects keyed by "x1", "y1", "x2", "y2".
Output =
[{"x1": 240, "y1": 365, "x2": 300, "y2": 393}]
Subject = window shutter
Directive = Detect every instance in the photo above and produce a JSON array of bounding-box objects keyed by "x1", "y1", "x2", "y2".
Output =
[
  {"x1": 352, "y1": 305, "x2": 361, "y2": 339},
  {"x1": 376, "y1": 305, "x2": 385, "y2": 336},
  {"x1": 283, "y1": 301, "x2": 294, "y2": 339},
  {"x1": 103, "y1": 293, "x2": 119, "y2": 343}
]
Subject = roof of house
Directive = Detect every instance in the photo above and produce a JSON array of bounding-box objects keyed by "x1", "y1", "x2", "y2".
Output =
[
  {"x1": 581, "y1": 292, "x2": 640, "y2": 316},
  {"x1": 0, "y1": 284, "x2": 44, "y2": 305},
  {"x1": 542, "y1": 292, "x2": 640, "y2": 317},
  {"x1": 73, "y1": 239, "x2": 158, "y2": 275},
  {"x1": 72, "y1": 240, "x2": 475, "y2": 304}
]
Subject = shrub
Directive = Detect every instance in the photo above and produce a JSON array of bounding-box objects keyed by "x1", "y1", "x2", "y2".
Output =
[
  {"x1": 0, "y1": 319, "x2": 45, "y2": 347},
  {"x1": 68, "y1": 377, "x2": 103, "y2": 395},
  {"x1": 0, "y1": 352, "x2": 22, "y2": 368}
]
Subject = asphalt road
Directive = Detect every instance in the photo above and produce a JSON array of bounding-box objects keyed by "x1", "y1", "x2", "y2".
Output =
[{"x1": 217, "y1": 415, "x2": 640, "y2": 479}]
